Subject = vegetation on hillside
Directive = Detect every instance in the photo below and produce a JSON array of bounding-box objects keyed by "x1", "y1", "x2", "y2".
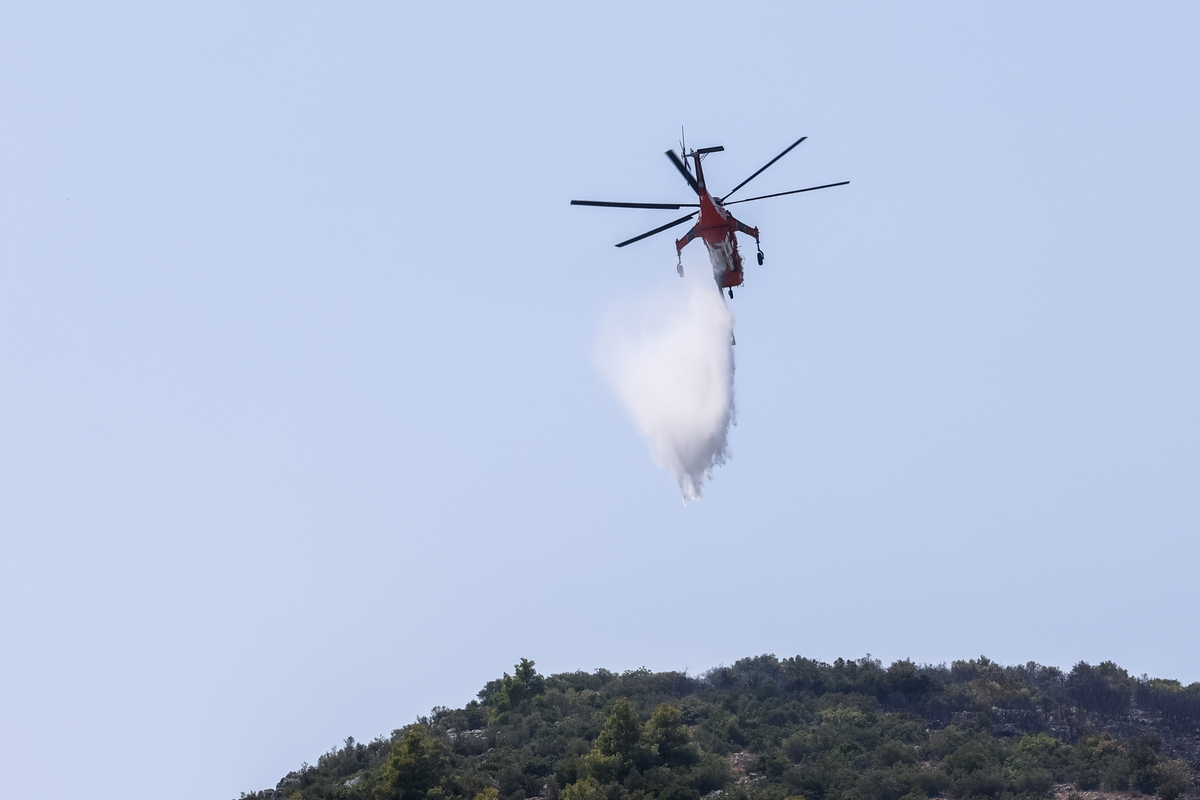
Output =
[{"x1": 241, "y1": 655, "x2": 1200, "y2": 800}]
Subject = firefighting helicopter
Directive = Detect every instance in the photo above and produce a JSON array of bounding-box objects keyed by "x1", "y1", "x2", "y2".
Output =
[{"x1": 571, "y1": 134, "x2": 848, "y2": 298}]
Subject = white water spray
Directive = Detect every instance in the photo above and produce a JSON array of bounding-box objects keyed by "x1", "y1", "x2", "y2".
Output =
[{"x1": 595, "y1": 276, "x2": 735, "y2": 500}]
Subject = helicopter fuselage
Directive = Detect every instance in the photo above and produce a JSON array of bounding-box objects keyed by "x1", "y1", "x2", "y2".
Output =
[{"x1": 674, "y1": 155, "x2": 760, "y2": 292}]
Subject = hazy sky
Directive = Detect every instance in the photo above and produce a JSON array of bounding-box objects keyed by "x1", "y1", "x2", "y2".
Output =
[{"x1": 2, "y1": 3, "x2": 1197, "y2": 799}]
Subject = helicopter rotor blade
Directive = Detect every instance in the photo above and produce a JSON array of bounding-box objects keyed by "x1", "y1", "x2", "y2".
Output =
[
  {"x1": 614, "y1": 212, "x2": 697, "y2": 248},
  {"x1": 720, "y1": 136, "x2": 807, "y2": 202},
  {"x1": 722, "y1": 181, "x2": 850, "y2": 205},
  {"x1": 666, "y1": 150, "x2": 701, "y2": 195},
  {"x1": 570, "y1": 200, "x2": 699, "y2": 210}
]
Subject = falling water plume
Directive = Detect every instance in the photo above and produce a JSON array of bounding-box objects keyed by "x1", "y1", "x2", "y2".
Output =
[{"x1": 595, "y1": 276, "x2": 735, "y2": 500}]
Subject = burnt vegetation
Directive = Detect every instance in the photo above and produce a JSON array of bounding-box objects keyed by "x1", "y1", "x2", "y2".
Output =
[{"x1": 242, "y1": 656, "x2": 1200, "y2": 800}]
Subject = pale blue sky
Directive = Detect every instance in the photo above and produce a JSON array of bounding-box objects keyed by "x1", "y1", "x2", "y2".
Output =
[{"x1": 1, "y1": 3, "x2": 1197, "y2": 799}]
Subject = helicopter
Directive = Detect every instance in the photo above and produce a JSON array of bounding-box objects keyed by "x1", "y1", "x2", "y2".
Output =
[{"x1": 571, "y1": 135, "x2": 848, "y2": 298}]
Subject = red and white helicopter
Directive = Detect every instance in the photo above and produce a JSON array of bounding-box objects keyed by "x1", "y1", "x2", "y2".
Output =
[{"x1": 572, "y1": 135, "x2": 848, "y2": 298}]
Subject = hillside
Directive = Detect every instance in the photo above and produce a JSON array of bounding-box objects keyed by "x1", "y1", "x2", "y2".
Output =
[{"x1": 239, "y1": 655, "x2": 1200, "y2": 800}]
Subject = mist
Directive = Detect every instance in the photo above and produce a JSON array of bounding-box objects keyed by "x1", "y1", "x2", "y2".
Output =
[{"x1": 595, "y1": 276, "x2": 736, "y2": 500}]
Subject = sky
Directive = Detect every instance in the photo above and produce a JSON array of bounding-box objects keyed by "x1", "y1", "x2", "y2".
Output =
[{"x1": 1, "y1": 2, "x2": 1198, "y2": 798}]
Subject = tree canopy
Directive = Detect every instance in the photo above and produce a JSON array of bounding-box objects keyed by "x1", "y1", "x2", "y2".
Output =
[{"x1": 240, "y1": 656, "x2": 1199, "y2": 800}]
